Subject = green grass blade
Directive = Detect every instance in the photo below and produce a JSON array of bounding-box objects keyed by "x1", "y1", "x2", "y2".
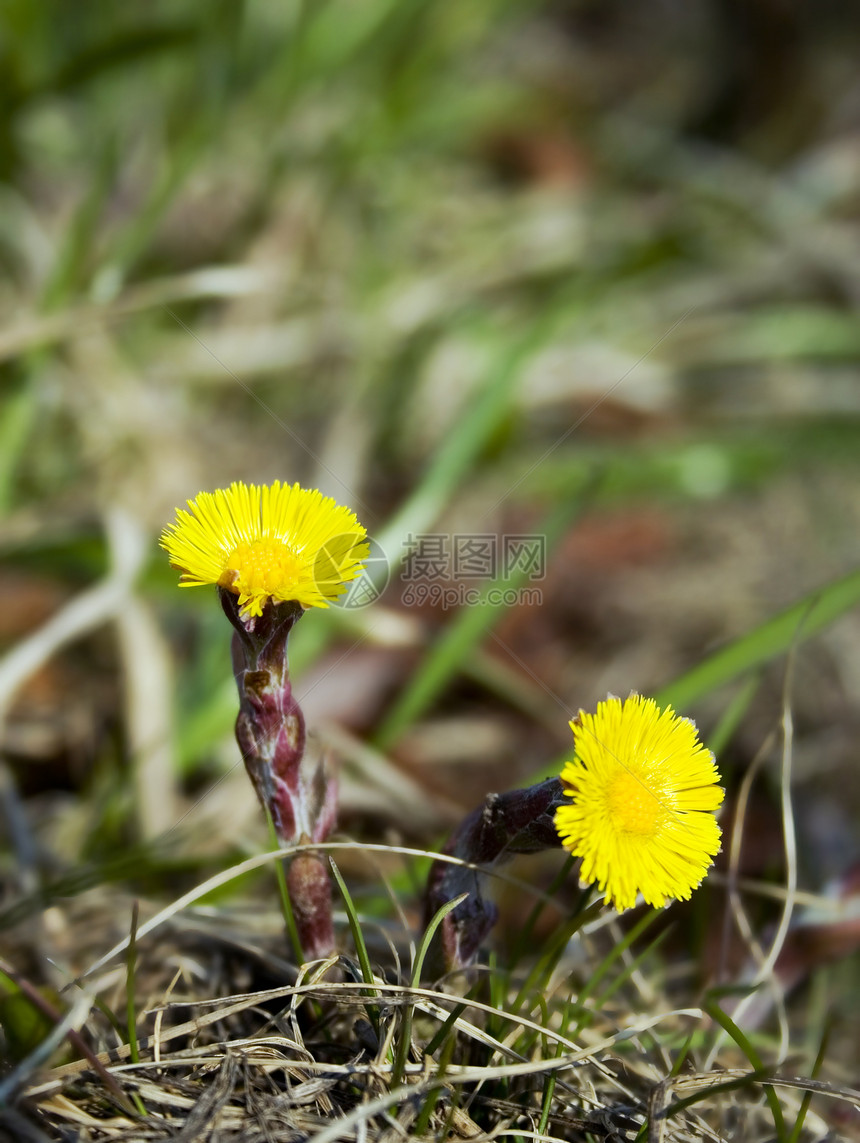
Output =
[
  {"x1": 786, "y1": 1020, "x2": 830, "y2": 1143},
  {"x1": 531, "y1": 567, "x2": 860, "y2": 783},
  {"x1": 537, "y1": 997, "x2": 572, "y2": 1137},
  {"x1": 512, "y1": 897, "x2": 602, "y2": 1015},
  {"x1": 125, "y1": 901, "x2": 148, "y2": 1116},
  {"x1": 591, "y1": 927, "x2": 670, "y2": 1010},
  {"x1": 704, "y1": 999, "x2": 786, "y2": 1140},
  {"x1": 656, "y1": 567, "x2": 860, "y2": 712},
  {"x1": 571, "y1": 909, "x2": 660, "y2": 1037},
  {"x1": 329, "y1": 859, "x2": 377, "y2": 992},
  {"x1": 125, "y1": 901, "x2": 140, "y2": 1065},
  {"x1": 412, "y1": 893, "x2": 469, "y2": 991},
  {"x1": 375, "y1": 492, "x2": 588, "y2": 750},
  {"x1": 707, "y1": 673, "x2": 761, "y2": 758},
  {"x1": 508, "y1": 856, "x2": 578, "y2": 974},
  {"x1": 41, "y1": 143, "x2": 116, "y2": 311},
  {"x1": 391, "y1": 891, "x2": 467, "y2": 1086},
  {"x1": 413, "y1": 1017, "x2": 458, "y2": 1137},
  {"x1": 0, "y1": 382, "x2": 39, "y2": 515},
  {"x1": 537, "y1": 1063, "x2": 558, "y2": 1137},
  {"x1": 374, "y1": 323, "x2": 548, "y2": 579},
  {"x1": 669, "y1": 1028, "x2": 696, "y2": 1078},
  {"x1": 266, "y1": 811, "x2": 303, "y2": 966},
  {"x1": 423, "y1": 1001, "x2": 467, "y2": 1058}
]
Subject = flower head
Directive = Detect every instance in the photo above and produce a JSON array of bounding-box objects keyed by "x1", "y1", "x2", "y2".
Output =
[
  {"x1": 161, "y1": 481, "x2": 368, "y2": 617},
  {"x1": 554, "y1": 694, "x2": 723, "y2": 911}
]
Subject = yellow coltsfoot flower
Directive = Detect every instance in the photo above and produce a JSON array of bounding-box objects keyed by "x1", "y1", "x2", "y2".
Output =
[
  {"x1": 160, "y1": 480, "x2": 368, "y2": 618},
  {"x1": 554, "y1": 694, "x2": 724, "y2": 911}
]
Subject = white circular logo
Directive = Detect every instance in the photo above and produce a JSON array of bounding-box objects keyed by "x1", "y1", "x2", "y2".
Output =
[{"x1": 314, "y1": 535, "x2": 389, "y2": 609}]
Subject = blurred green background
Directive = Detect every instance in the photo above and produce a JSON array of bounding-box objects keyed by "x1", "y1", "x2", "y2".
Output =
[{"x1": 2, "y1": 0, "x2": 860, "y2": 1048}]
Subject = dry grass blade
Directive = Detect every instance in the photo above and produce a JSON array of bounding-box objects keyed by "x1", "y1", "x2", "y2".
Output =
[
  {"x1": 75, "y1": 842, "x2": 567, "y2": 984},
  {"x1": 0, "y1": 509, "x2": 146, "y2": 726},
  {"x1": 0, "y1": 989, "x2": 96, "y2": 1105},
  {"x1": 14, "y1": 866, "x2": 859, "y2": 1143},
  {"x1": 647, "y1": 1068, "x2": 860, "y2": 1143},
  {"x1": 170, "y1": 1054, "x2": 238, "y2": 1143}
]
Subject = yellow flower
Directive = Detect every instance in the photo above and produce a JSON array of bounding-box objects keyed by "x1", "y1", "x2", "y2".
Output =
[
  {"x1": 554, "y1": 695, "x2": 723, "y2": 911},
  {"x1": 161, "y1": 481, "x2": 369, "y2": 617}
]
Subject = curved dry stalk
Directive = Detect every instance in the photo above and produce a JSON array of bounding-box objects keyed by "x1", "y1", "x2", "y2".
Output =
[
  {"x1": 75, "y1": 841, "x2": 571, "y2": 984},
  {"x1": 709, "y1": 653, "x2": 800, "y2": 1066},
  {"x1": 0, "y1": 509, "x2": 146, "y2": 728},
  {"x1": 115, "y1": 595, "x2": 177, "y2": 838}
]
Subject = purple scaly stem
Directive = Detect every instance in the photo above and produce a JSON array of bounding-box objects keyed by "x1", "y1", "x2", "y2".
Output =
[
  {"x1": 219, "y1": 587, "x2": 337, "y2": 960},
  {"x1": 424, "y1": 777, "x2": 568, "y2": 973}
]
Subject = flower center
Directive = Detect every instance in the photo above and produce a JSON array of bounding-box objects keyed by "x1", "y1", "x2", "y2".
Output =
[
  {"x1": 220, "y1": 539, "x2": 302, "y2": 597},
  {"x1": 606, "y1": 769, "x2": 667, "y2": 836}
]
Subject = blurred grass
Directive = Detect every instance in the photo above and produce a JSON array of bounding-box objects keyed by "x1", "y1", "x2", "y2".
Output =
[
  {"x1": 1, "y1": 0, "x2": 859, "y2": 891},
  {"x1": 656, "y1": 566, "x2": 860, "y2": 712},
  {"x1": 0, "y1": 0, "x2": 858, "y2": 855},
  {"x1": 1, "y1": 2, "x2": 860, "y2": 1136}
]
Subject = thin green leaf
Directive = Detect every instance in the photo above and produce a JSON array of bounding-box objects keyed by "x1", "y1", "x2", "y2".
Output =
[
  {"x1": 538, "y1": 997, "x2": 573, "y2": 1137},
  {"x1": 658, "y1": 1066, "x2": 777, "y2": 1121},
  {"x1": 423, "y1": 1001, "x2": 467, "y2": 1058},
  {"x1": 266, "y1": 811, "x2": 303, "y2": 966},
  {"x1": 707, "y1": 673, "x2": 762, "y2": 758},
  {"x1": 125, "y1": 901, "x2": 147, "y2": 1116},
  {"x1": 391, "y1": 891, "x2": 467, "y2": 1087},
  {"x1": 0, "y1": 383, "x2": 38, "y2": 515},
  {"x1": 508, "y1": 856, "x2": 578, "y2": 974},
  {"x1": 413, "y1": 1021, "x2": 458, "y2": 1137},
  {"x1": 512, "y1": 896, "x2": 602, "y2": 1016},
  {"x1": 329, "y1": 858, "x2": 380, "y2": 1038},
  {"x1": 656, "y1": 568, "x2": 860, "y2": 712},
  {"x1": 125, "y1": 901, "x2": 140, "y2": 1065},
  {"x1": 376, "y1": 491, "x2": 589, "y2": 750},
  {"x1": 532, "y1": 567, "x2": 860, "y2": 784},
  {"x1": 705, "y1": 999, "x2": 786, "y2": 1140},
  {"x1": 592, "y1": 927, "x2": 670, "y2": 1010},
  {"x1": 571, "y1": 909, "x2": 661, "y2": 1037},
  {"x1": 787, "y1": 1020, "x2": 831, "y2": 1143},
  {"x1": 375, "y1": 322, "x2": 552, "y2": 580}
]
